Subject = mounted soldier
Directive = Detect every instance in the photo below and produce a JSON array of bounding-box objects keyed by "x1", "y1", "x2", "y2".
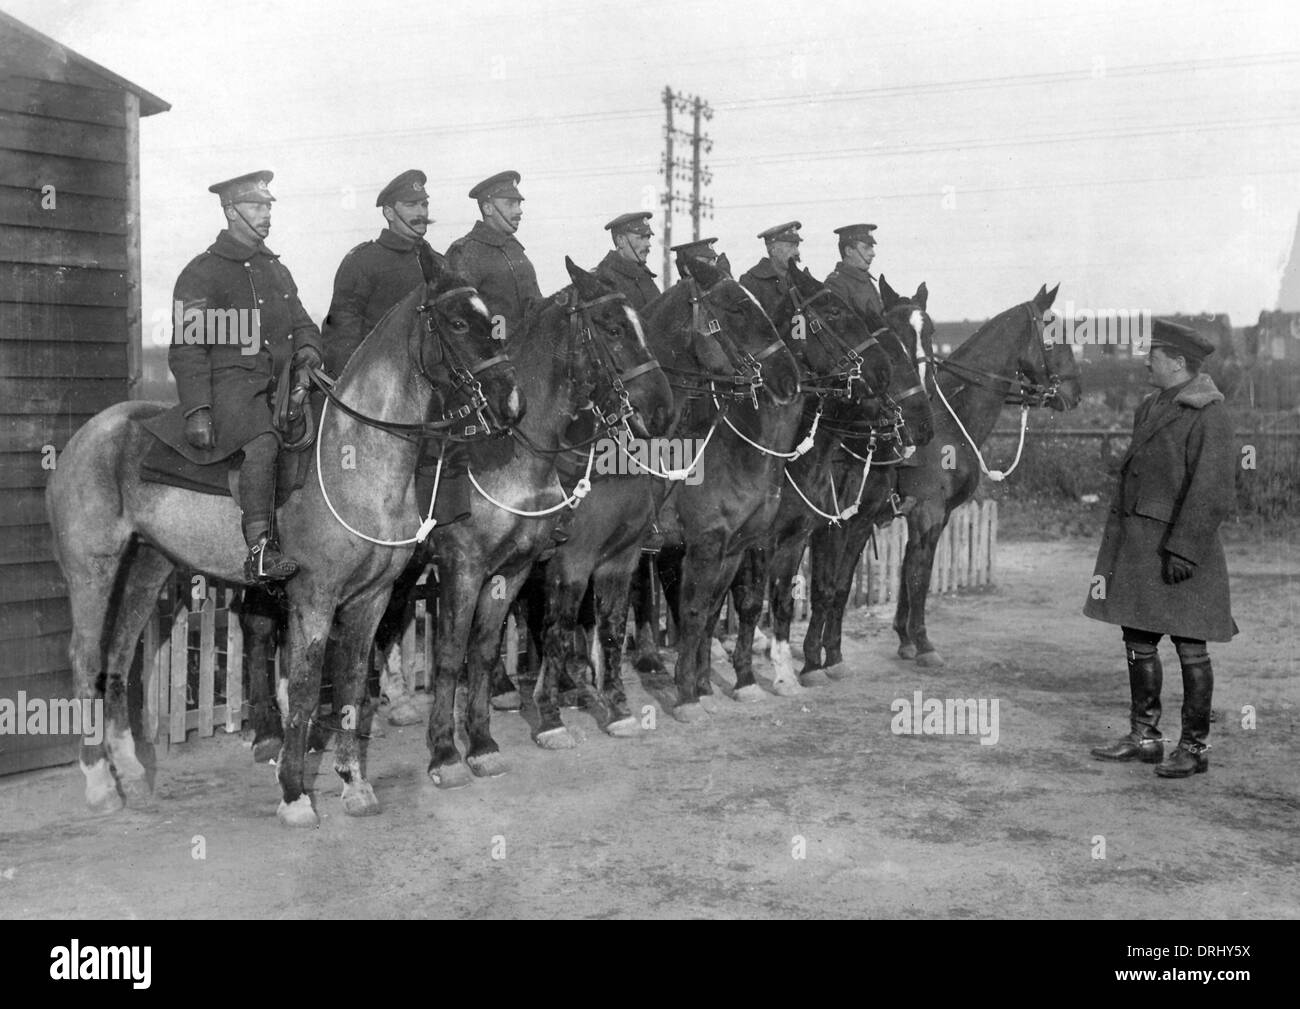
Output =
[
  {"x1": 739, "y1": 220, "x2": 802, "y2": 318},
  {"x1": 669, "y1": 237, "x2": 729, "y2": 282},
  {"x1": 1086, "y1": 320, "x2": 1236, "y2": 778},
  {"x1": 321, "y1": 168, "x2": 444, "y2": 373},
  {"x1": 595, "y1": 211, "x2": 660, "y2": 309},
  {"x1": 169, "y1": 170, "x2": 322, "y2": 581},
  {"x1": 446, "y1": 170, "x2": 542, "y2": 341},
  {"x1": 825, "y1": 223, "x2": 883, "y2": 321}
]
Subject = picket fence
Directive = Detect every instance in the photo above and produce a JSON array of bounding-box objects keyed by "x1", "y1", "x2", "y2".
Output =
[{"x1": 137, "y1": 499, "x2": 996, "y2": 750}]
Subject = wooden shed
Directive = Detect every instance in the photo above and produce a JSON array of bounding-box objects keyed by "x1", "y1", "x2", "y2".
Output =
[{"x1": 0, "y1": 10, "x2": 168, "y2": 775}]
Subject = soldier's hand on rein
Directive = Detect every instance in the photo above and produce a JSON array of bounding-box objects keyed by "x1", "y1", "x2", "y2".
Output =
[
  {"x1": 292, "y1": 346, "x2": 323, "y2": 372},
  {"x1": 1162, "y1": 551, "x2": 1196, "y2": 585},
  {"x1": 184, "y1": 407, "x2": 214, "y2": 450}
]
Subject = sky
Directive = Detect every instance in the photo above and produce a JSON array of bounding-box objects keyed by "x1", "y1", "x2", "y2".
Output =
[{"x1": 7, "y1": 0, "x2": 1300, "y2": 340}]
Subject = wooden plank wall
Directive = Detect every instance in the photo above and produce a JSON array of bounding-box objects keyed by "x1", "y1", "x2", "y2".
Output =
[{"x1": 0, "y1": 60, "x2": 134, "y2": 775}]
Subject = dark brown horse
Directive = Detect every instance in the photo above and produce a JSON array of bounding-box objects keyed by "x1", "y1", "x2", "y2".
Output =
[
  {"x1": 45, "y1": 274, "x2": 523, "y2": 826},
  {"x1": 804, "y1": 283, "x2": 1082, "y2": 674},
  {"x1": 726, "y1": 269, "x2": 937, "y2": 698},
  {"x1": 423, "y1": 259, "x2": 673, "y2": 786}
]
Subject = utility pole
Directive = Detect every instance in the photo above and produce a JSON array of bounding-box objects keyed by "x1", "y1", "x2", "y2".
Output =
[{"x1": 660, "y1": 86, "x2": 713, "y2": 280}]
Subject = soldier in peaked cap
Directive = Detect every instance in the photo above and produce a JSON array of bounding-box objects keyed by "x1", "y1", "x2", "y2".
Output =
[
  {"x1": 1085, "y1": 319, "x2": 1235, "y2": 779},
  {"x1": 166, "y1": 171, "x2": 323, "y2": 581},
  {"x1": 825, "y1": 223, "x2": 883, "y2": 322},
  {"x1": 445, "y1": 170, "x2": 542, "y2": 340},
  {"x1": 595, "y1": 212, "x2": 660, "y2": 309},
  {"x1": 739, "y1": 221, "x2": 802, "y2": 318},
  {"x1": 321, "y1": 169, "x2": 445, "y2": 373}
]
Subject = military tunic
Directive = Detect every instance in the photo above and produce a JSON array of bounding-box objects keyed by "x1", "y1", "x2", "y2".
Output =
[
  {"x1": 168, "y1": 230, "x2": 322, "y2": 462},
  {"x1": 445, "y1": 220, "x2": 541, "y2": 339},
  {"x1": 1083, "y1": 373, "x2": 1237, "y2": 641},
  {"x1": 825, "y1": 260, "x2": 884, "y2": 324},
  {"x1": 738, "y1": 257, "x2": 790, "y2": 319},
  {"x1": 321, "y1": 229, "x2": 445, "y2": 374},
  {"x1": 595, "y1": 250, "x2": 660, "y2": 310}
]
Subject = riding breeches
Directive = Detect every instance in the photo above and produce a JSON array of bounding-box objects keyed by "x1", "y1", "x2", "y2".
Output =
[{"x1": 239, "y1": 433, "x2": 279, "y2": 543}]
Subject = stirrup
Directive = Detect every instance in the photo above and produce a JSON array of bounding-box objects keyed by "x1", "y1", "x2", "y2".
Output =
[{"x1": 245, "y1": 535, "x2": 299, "y2": 583}]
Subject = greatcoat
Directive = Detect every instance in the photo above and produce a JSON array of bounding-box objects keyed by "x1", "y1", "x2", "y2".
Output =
[
  {"x1": 167, "y1": 230, "x2": 322, "y2": 462},
  {"x1": 738, "y1": 257, "x2": 790, "y2": 320},
  {"x1": 824, "y1": 259, "x2": 883, "y2": 323},
  {"x1": 595, "y1": 249, "x2": 660, "y2": 310},
  {"x1": 445, "y1": 220, "x2": 541, "y2": 339},
  {"x1": 1083, "y1": 372, "x2": 1237, "y2": 641}
]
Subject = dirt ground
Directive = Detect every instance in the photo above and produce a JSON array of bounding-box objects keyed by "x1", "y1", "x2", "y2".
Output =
[{"x1": 1, "y1": 534, "x2": 1296, "y2": 919}]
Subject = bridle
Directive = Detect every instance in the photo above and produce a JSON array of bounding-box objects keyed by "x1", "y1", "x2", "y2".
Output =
[
  {"x1": 564, "y1": 290, "x2": 663, "y2": 431},
  {"x1": 660, "y1": 277, "x2": 787, "y2": 407},
  {"x1": 308, "y1": 284, "x2": 515, "y2": 444},
  {"x1": 930, "y1": 301, "x2": 1062, "y2": 408},
  {"x1": 787, "y1": 286, "x2": 890, "y2": 400}
]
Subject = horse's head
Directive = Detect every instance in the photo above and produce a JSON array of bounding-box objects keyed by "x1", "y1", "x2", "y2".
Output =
[
  {"x1": 561, "y1": 257, "x2": 673, "y2": 438},
  {"x1": 776, "y1": 260, "x2": 893, "y2": 410},
  {"x1": 1021, "y1": 284, "x2": 1081, "y2": 411},
  {"x1": 874, "y1": 280, "x2": 937, "y2": 450},
  {"x1": 414, "y1": 271, "x2": 525, "y2": 432}
]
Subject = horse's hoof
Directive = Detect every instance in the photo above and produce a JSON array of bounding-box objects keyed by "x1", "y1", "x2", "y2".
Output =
[
  {"x1": 82, "y1": 760, "x2": 121, "y2": 814},
  {"x1": 119, "y1": 776, "x2": 155, "y2": 809},
  {"x1": 535, "y1": 727, "x2": 577, "y2": 750},
  {"x1": 252, "y1": 736, "x2": 283, "y2": 764},
  {"x1": 386, "y1": 699, "x2": 424, "y2": 726},
  {"x1": 734, "y1": 683, "x2": 766, "y2": 703},
  {"x1": 490, "y1": 691, "x2": 522, "y2": 712},
  {"x1": 634, "y1": 653, "x2": 666, "y2": 674},
  {"x1": 897, "y1": 643, "x2": 918, "y2": 660},
  {"x1": 86, "y1": 787, "x2": 124, "y2": 815},
  {"x1": 467, "y1": 750, "x2": 510, "y2": 777},
  {"x1": 604, "y1": 715, "x2": 640, "y2": 737},
  {"x1": 799, "y1": 668, "x2": 832, "y2": 688},
  {"x1": 341, "y1": 780, "x2": 381, "y2": 817},
  {"x1": 428, "y1": 761, "x2": 473, "y2": 789},
  {"x1": 823, "y1": 662, "x2": 849, "y2": 681},
  {"x1": 672, "y1": 702, "x2": 709, "y2": 724},
  {"x1": 770, "y1": 676, "x2": 804, "y2": 698},
  {"x1": 916, "y1": 650, "x2": 946, "y2": 668},
  {"x1": 276, "y1": 796, "x2": 319, "y2": 828},
  {"x1": 751, "y1": 628, "x2": 771, "y2": 655}
]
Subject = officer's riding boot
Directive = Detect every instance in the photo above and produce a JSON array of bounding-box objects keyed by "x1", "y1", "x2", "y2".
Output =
[
  {"x1": 1091, "y1": 646, "x2": 1164, "y2": 763},
  {"x1": 240, "y1": 434, "x2": 298, "y2": 582},
  {"x1": 1156, "y1": 654, "x2": 1213, "y2": 778}
]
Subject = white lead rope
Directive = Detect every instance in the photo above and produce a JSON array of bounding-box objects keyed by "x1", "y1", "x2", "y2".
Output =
[
  {"x1": 717, "y1": 396, "x2": 820, "y2": 460},
  {"x1": 617, "y1": 414, "x2": 722, "y2": 482},
  {"x1": 784, "y1": 444, "x2": 874, "y2": 525},
  {"x1": 931, "y1": 379, "x2": 1030, "y2": 483},
  {"x1": 467, "y1": 442, "x2": 597, "y2": 517},
  {"x1": 315, "y1": 396, "x2": 440, "y2": 547}
]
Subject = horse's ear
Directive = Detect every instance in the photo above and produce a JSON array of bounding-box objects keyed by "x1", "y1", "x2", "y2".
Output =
[
  {"x1": 879, "y1": 273, "x2": 901, "y2": 311},
  {"x1": 1036, "y1": 283, "x2": 1060, "y2": 312},
  {"x1": 715, "y1": 252, "x2": 733, "y2": 279},
  {"x1": 914, "y1": 282, "x2": 928, "y2": 311},
  {"x1": 1035, "y1": 283, "x2": 1047, "y2": 299},
  {"x1": 565, "y1": 256, "x2": 606, "y2": 302}
]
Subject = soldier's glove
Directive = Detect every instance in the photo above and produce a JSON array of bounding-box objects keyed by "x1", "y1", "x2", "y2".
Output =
[
  {"x1": 184, "y1": 407, "x2": 214, "y2": 450},
  {"x1": 1162, "y1": 552, "x2": 1196, "y2": 585},
  {"x1": 291, "y1": 346, "x2": 323, "y2": 392}
]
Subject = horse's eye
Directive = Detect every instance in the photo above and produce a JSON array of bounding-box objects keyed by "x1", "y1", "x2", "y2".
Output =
[{"x1": 450, "y1": 318, "x2": 468, "y2": 333}]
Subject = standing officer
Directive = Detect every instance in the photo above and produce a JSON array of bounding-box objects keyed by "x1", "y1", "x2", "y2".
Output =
[
  {"x1": 825, "y1": 223, "x2": 883, "y2": 321},
  {"x1": 446, "y1": 170, "x2": 541, "y2": 340},
  {"x1": 739, "y1": 221, "x2": 802, "y2": 317},
  {"x1": 321, "y1": 168, "x2": 444, "y2": 374},
  {"x1": 596, "y1": 212, "x2": 659, "y2": 309},
  {"x1": 1085, "y1": 319, "x2": 1236, "y2": 778},
  {"x1": 170, "y1": 170, "x2": 323, "y2": 581}
]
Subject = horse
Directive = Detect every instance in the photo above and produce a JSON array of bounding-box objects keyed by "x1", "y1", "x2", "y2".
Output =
[
  {"x1": 513, "y1": 256, "x2": 870, "y2": 744},
  {"x1": 803, "y1": 283, "x2": 1082, "y2": 675},
  {"x1": 45, "y1": 272, "x2": 523, "y2": 827},
  {"x1": 423, "y1": 258, "x2": 673, "y2": 787},
  {"x1": 725, "y1": 267, "x2": 938, "y2": 698}
]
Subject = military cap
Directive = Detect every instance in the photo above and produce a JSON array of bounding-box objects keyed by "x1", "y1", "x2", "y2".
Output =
[
  {"x1": 376, "y1": 169, "x2": 428, "y2": 207},
  {"x1": 606, "y1": 211, "x2": 654, "y2": 237},
  {"x1": 468, "y1": 170, "x2": 524, "y2": 202},
  {"x1": 669, "y1": 237, "x2": 718, "y2": 261},
  {"x1": 834, "y1": 223, "x2": 877, "y2": 245},
  {"x1": 758, "y1": 221, "x2": 802, "y2": 244},
  {"x1": 1150, "y1": 318, "x2": 1215, "y2": 362},
  {"x1": 208, "y1": 170, "x2": 275, "y2": 205}
]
